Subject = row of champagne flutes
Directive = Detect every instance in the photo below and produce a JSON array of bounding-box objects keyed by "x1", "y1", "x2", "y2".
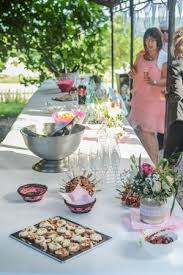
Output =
[
  {"x1": 98, "y1": 127, "x2": 122, "y2": 188},
  {"x1": 64, "y1": 127, "x2": 122, "y2": 189}
]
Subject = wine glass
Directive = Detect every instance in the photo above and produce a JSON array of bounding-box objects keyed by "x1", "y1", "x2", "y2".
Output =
[
  {"x1": 77, "y1": 148, "x2": 90, "y2": 173},
  {"x1": 110, "y1": 137, "x2": 122, "y2": 188},
  {"x1": 97, "y1": 134, "x2": 112, "y2": 186}
]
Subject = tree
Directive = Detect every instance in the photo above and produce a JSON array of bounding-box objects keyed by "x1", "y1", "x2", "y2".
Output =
[
  {"x1": 0, "y1": 0, "x2": 108, "y2": 83},
  {"x1": 101, "y1": 14, "x2": 143, "y2": 70}
]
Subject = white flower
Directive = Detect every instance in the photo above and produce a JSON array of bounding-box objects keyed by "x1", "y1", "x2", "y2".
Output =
[
  {"x1": 144, "y1": 175, "x2": 153, "y2": 186},
  {"x1": 152, "y1": 173, "x2": 160, "y2": 181},
  {"x1": 143, "y1": 186, "x2": 149, "y2": 195},
  {"x1": 162, "y1": 181, "x2": 171, "y2": 191},
  {"x1": 152, "y1": 181, "x2": 161, "y2": 193},
  {"x1": 166, "y1": 175, "x2": 174, "y2": 186},
  {"x1": 109, "y1": 108, "x2": 121, "y2": 118}
]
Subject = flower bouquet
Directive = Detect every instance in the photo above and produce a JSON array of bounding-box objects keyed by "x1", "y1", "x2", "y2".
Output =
[
  {"x1": 85, "y1": 103, "x2": 123, "y2": 128},
  {"x1": 120, "y1": 155, "x2": 183, "y2": 224},
  {"x1": 52, "y1": 110, "x2": 85, "y2": 124},
  {"x1": 52, "y1": 111, "x2": 75, "y2": 124}
]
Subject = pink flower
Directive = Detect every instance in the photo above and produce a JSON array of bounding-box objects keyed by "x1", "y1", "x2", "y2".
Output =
[
  {"x1": 140, "y1": 163, "x2": 155, "y2": 176},
  {"x1": 73, "y1": 111, "x2": 86, "y2": 123},
  {"x1": 73, "y1": 111, "x2": 85, "y2": 119}
]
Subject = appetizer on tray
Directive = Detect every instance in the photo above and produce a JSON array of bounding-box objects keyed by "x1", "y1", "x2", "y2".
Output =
[{"x1": 10, "y1": 216, "x2": 111, "y2": 262}]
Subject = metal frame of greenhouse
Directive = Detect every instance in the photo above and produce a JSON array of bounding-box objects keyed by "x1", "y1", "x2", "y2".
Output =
[{"x1": 91, "y1": 0, "x2": 177, "y2": 152}]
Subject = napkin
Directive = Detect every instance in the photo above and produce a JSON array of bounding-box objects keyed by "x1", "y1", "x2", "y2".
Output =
[
  {"x1": 130, "y1": 208, "x2": 183, "y2": 230},
  {"x1": 60, "y1": 185, "x2": 95, "y2": 205}
]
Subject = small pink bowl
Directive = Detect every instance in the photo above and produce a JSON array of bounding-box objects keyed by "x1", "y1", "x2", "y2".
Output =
[
  {"x1": 57, "y1": 80, "x2": 74, "y2": 93},
  {"x1": 17, "y1": 184, "x2": 48, "y2": 202},
  {"x1": 64, "y1": 198, "x2": 96, "y2": 214}
]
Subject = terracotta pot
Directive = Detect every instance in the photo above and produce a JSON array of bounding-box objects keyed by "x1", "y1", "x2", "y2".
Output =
[{"x1": 140, "y1": 198, "x2": 169, "y2": 225}]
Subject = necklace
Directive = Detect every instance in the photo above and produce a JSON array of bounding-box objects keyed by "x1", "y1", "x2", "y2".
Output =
[{"x1": 144, "y1": 52, "x2": 158, "y2": 61}]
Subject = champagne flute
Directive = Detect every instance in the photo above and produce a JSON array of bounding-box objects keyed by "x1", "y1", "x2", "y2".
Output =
[
  {"x1": 97, "y1": 136, "x2": 112, "y2": 186},
  {"x1": 110, "y1": 137, "x2": 122, "y2": 188}
]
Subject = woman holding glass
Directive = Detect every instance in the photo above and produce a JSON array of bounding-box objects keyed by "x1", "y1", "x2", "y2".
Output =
[{"x1": 128, "y1": 27, "x2": 167, "y2": 164}]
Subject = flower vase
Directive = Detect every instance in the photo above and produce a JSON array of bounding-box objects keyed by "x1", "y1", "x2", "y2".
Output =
[{"x1": 140, "y1": 198, "x2": 169, "y2": 225}]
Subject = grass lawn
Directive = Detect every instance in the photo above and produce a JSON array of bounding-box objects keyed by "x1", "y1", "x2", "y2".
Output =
[
  {"x1": 0, "y1": 75, "x2": 20, "y2": 83},
  {"x1": 0, "y1": 101, "x2": 25, "y2": 117}
]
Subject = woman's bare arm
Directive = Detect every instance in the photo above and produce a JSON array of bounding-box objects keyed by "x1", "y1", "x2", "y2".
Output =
[
  {"x1": 158, "y1": 62, "x2": 167, "y2": 87},
  {"x1": 128, "y1": 51, "x2": 143, "y2": 78}
]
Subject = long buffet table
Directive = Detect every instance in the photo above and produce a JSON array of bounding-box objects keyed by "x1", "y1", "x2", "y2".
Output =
[{"x1": 1, "y1": 80, "x2": 183, "y2": 275}]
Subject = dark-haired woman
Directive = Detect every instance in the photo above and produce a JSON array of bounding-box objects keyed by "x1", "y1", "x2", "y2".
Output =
[
  {"x1": 164, "y1": 27, "x2": 183, "y2": 161},
  {"x1": 128, "y1": 27, "x2": 167, "y2": 164}
]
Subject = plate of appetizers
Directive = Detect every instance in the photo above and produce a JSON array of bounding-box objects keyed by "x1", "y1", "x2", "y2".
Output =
[
  {"x1": 10, "y1": 216, "x2": 111, "y2": 263},
  {"x1": 52, "y1": 93, "x2": 77, "y2": 102}
]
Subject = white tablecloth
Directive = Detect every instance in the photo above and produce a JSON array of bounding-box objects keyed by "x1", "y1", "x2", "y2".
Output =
[{"x1": 0, "y1": 80, "x2": 183, "y2": 275}]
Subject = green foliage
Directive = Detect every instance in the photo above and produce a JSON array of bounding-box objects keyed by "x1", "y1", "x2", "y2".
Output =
[
  {"x1": 100, "y1": 106, "x2": 123, "y2": 128},
  {"x1": 0, "y1": 101, "x2": 26, "y2": 117},
  {"x1": 101, "y1": 14, "x2": 143, "y2": 70},
  {"x1": 85, "y1": 101, "x2": 123, "y2": 128},
  {"x1": 129, "y1": 155, "x2": 183, "y2": 213},
  {"x1": 0, "y1": 75, "x2": 20, "y2": 83},
  {"x1": 0, "y1": 2, "x2": 143, "y2": 84},
  {"x1": 0, "y1": 0, "x2": 108, "y2": 83}
]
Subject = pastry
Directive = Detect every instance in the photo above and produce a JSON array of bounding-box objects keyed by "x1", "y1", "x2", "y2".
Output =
[
  {"x1": 85, "y1": 229, "x2": 95, "y2": 235},
  {"x1": 90, "y1": 233, "x2": 102, "y2": 242},
  {"x1": 26, "y1": 226, "x2": 37, "y2": 232},
  {"x1": 64, "y1": 230, "x2": 74, "y2": 239},
  {"x1": 56, "y1": 219, "x2": 67, "y2": 227},
  {"x1": 45, "y1": 232, "x2": 57, "y2": 240},
  {"x1": 57, "y1": 227, "x2": 66, "y2": 234},
  {"x1": 75, "y1": 227, "x2": 85, "y2": 235},
  {"x1": 19, "y1": 230, "x2": 29, "y2": 238},
  {"x1": 27, "y1": 233, "x2": 37, "y2": 240},
  {"x1": 62, "y1": 239, "x2": 71, "y2": 248},
  {"x1": 39, "y1": 221, "x2": 55, "y2": 230},
  {"x1": 35, "y1": 236, "x2": 45, "y2": 244},
  {"x1": 80, "y1": 240, "x2": 93, "y2": 250},
  {"x1": 36, "y1": 228, "x2": 48, "y2": 235},
  {"x1": 65, "y1": 222, "x2": 76, "y2": 231},
  {"x1": 48, "y1": 242, "x2": 61, "y2": 252},
  {"x1": 48, "y1": 217, "x2": 61, "y2": 224},
  {"x1": 69, "y1": 242, "x2": 80, "y2": 253},
  {"x1": 55, "y1": 248, "x2": 69, "y2": 257},
  {"x1": 39, "y1": 241, "x2": 48, "y2": 251},
  {"x1": 71, "y1": 235, "x2": 82, "y2": 243},
  {"x1": 53, "y1": 235, "x2": 64, "y2": 243}
]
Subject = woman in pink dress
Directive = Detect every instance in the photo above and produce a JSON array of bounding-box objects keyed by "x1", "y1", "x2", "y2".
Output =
[{"x1": 128, "y1": 28, "x2": 167, "y2": 164}]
